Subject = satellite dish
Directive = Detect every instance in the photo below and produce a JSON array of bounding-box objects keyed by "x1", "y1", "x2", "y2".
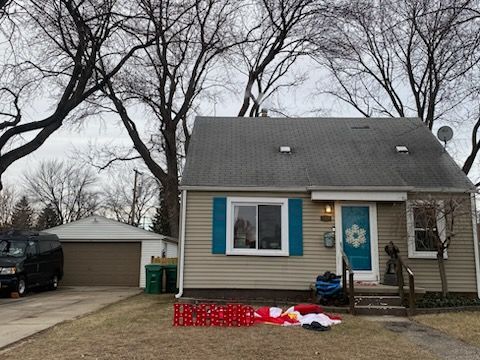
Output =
[{"x1": 437, "y1": 126, "x2": 453, "y2": 142}]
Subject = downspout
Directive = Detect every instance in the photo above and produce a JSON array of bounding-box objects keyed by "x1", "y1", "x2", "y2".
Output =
[
  {"x1": 470, "y1": 193, "x2": 480, "y2": 299},
  {"x1": 175, "y1": 190, "x2": 187, "y2": 299}
]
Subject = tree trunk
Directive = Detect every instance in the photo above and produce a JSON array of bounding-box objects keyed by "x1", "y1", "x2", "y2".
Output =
[
  {"x1": 238, "y1": 74, "x2": 255, "y2": 117},
  {"x1": 463, "y1": 116, "x2": 480, "y2": 175},
  {"x1": 164, "y1": 175, "x2": 179, "y2": 238},
  {"x1": 164, "y1": 121, "x2": 180, "y2": 239},
  {"x1": 437, "y1": 252, "x2": 448, "y2": 298}
]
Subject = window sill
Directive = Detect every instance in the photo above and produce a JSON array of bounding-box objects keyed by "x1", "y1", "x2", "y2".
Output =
[
  {"x1": 226, "y1": 249, "x2": 289, "y2": 257},
  {"x1": 408, "y1": 251, "x2": 448, "y2": 260}
]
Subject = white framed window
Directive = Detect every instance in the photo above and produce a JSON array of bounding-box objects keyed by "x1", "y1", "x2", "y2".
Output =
[
  {"x1": 226, "y1": 197, "x2": 289, "y2": 256},
  {"x1": 406, "y1": 201, "x2": 447, "y2": 259}
]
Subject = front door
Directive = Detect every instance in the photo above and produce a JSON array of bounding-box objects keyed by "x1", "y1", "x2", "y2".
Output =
[{"x1": 336, "y1": 203, "x2": 379, "y2": 282}]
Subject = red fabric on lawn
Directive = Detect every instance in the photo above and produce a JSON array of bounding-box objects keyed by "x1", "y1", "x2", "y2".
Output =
[
  {"x1": 293, "y1": 304, "x2": 324, "y2": 315},
  {"x1": 254, "y1": 306, "x2": 299, "y2": 325},
  {"x1": 324, "y1": 313, "x2": 342, "y2": 321}
]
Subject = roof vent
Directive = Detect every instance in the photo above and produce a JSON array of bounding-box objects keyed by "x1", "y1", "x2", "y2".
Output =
[
  {"x1": 279, "y1": 146, "x2": 291, "y2": 154},
  {"x1": 395, "y1": 145, "x2": 409, "y2": 154},
  {"x1": 351, "y1": 125, "x2": 370, "y2": 130}
]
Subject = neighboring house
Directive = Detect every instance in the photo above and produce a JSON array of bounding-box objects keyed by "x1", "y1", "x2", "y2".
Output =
[
  {"x1": 175, "y1": 117, "x2": 480, "y2": 300},
  {"x1": 46, "y1": 215, "x2": 177, "y2": 288}
]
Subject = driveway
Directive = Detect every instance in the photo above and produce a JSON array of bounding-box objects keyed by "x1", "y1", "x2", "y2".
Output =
[{"x1": 0, "y1": 286, "x2": 141, "y2": 349}]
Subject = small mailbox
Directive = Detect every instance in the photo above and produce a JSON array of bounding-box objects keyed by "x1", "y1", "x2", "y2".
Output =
[{"x1": 324, "y1": 231, "x2": 335, "y2": 248}]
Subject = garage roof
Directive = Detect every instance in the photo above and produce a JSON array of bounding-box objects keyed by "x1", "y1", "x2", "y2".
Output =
[{"x1": 45, "y1": 216, "x2": 177, "y2": 243}]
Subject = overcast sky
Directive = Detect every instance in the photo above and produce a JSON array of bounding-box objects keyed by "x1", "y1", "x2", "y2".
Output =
[{"x1": 3, "y1": 59, "x2": 479, "y2": 189}]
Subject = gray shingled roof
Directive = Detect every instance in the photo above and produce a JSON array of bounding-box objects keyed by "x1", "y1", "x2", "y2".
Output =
[{"x1": 181, "y1": 117, "x2": 473, "y2": 191}]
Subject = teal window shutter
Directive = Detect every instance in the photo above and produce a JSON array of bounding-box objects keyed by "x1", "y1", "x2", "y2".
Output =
[
  {"x1": 212, "y1": 197, "x2": 227, "y2": 254},
  {"x1": 288, "y1": 198, "x2": 303, "y2": 256}
]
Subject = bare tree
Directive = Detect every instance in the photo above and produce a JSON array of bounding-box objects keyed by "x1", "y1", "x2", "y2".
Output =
[
  {"x1": 316, "y1": 0, "x2": 480, "y2": 173},
  {"x1": 236, "y1": 0, "x2": 329, "y2": 117},
  {"x1": 102, "y1": 170, "x2": 157, "y2": 227},
  {"x1": 23, "y1": 160, "x2": 100, "y2": 224},
  {"x1": 95, "y1": 0, "x2": 244, "y2": 237},
  {"x1": 0, "y1": 0, "x2": 12, "y2": 18},
  {"x1": 407, "y1": 196, "x2": 471, "y2": 297},
  {"x1": 463, "y1": 108, "x2": 480, "y2": 176},
  {"x1": 0, "y1": 0, "x2": 153, "y2": 192},
  {"x1": 0, "y1": 184, "x2": 16, "y2": 230}
]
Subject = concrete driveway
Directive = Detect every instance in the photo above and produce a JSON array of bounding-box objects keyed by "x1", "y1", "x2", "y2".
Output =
[{"x1": 0, "y1": 286, "x2": 141, "y2": 349}]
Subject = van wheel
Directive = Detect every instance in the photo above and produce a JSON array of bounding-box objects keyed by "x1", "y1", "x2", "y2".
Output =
[
  {"x1": 16, "y1": 277, "x2": 26, "y2": 297},
  {"x1": 49, "y1": 275, "x2": 59, "y2": 291}
]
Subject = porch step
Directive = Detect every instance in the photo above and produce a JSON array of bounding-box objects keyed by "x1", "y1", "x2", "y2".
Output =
[
  {"x1": 355, "y1": 305, "x2": 408, "y2": 317},
  {"x1": 354, "y1": 295, "x2": 402, "y2": 307},
  {"x1": 351, "y1": 283, "x2": 426, "y2": 296}
]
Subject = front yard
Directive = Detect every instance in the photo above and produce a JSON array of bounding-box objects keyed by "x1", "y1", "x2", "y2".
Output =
[
  {"x1": 415, "y1": 311, "x2": 480, "y2": 347},
  {"x1": 1, "y1": 294, "x2": 437, "y2": 360}
]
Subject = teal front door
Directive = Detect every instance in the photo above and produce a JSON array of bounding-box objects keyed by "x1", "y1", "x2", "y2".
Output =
[{"x1": 341, "y1": 206, "x2": 372, "y2": 271}]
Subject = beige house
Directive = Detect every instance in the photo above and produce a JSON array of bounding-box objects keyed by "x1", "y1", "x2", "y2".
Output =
[{"x1": 175, "y1": 117, "x2": 480, "y2": 300}]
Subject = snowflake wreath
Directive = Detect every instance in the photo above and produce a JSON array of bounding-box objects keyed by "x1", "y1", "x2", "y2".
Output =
[{"x1": 345, "y1": 224, "x2": 367, "y2": 248}]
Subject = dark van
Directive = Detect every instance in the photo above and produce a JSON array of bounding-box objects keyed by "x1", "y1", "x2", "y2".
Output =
[{"x1": 0, "y1": 231, "x2": 64, "y2": 296}]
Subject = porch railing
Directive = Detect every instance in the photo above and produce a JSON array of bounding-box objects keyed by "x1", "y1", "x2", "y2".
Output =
[
  {"x1": 395, "y1": 253, "x2": 416, "y2": 315},
  {"x1": 341, "y1": 248, "x2": 355, "y2": 315}
]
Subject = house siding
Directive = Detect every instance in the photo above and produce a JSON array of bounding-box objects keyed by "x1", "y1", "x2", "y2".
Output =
[
  {"x1": 183, "y1": 191, "x2": 478, "y2": 293},
  {"x1": 376, "y1": 194, "x2": 477, "y2": 293},
  {"x1": 184, "y1": 192, "x2": 335, "y2": 290}
]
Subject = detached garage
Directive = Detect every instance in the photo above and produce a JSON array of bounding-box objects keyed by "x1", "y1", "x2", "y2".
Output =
[{"x1": 46, "y1": 216, "x2": 177, "y2": 288}]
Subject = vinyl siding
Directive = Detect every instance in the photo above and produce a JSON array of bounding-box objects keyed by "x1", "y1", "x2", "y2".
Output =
[
  {"x1": 184, "y1": 192, "x2": 335, "y2": 290},
  {"x1": 166, "y1": 242, "x2": 179, "y2": 258},
  {"x1": 140, "y1": 241, "x2": 179, "y2": 287},
  {"x1": 377, "y1": 194, "x2": 477, "y2": 292},
  {"x1": 183, "y1": 191, "x2": 478, "y2": 292},
  {"x1": 140, "y1": 240, "x2": 165, "y2": 288}
]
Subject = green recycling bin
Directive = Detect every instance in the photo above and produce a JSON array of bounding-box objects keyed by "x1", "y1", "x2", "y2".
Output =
[
  {"x1": 164, "y1": 265, "x2": 178, "y2": 293},
  {"x1": 145, "y1": 264, "x2": 163, "y2": 294}
]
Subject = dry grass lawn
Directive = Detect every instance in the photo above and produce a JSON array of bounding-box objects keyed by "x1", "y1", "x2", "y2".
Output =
[
  {"x1": 1, "y1": 294, "x2": 438, "y2": 360},
  {"x1": 415, "y1": 311, "x2": 480, "y2": 347}
]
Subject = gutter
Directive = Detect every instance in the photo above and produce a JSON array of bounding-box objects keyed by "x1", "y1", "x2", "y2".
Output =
[
  {"x1": 179, "y1": 185, "x2": 475, "y2": 194},
  {"x1": 175, "y1": 190, "x2": 187, "y2": 299},
  {"x1": 178, "y1": 185, "x2": 307, "y2": 192},
  {"x1": 471, "y1": 193, "x2": 480, "y2": 299},
  {"x1": 307, "y1": 186, "x2": 414, "y2": 192}
]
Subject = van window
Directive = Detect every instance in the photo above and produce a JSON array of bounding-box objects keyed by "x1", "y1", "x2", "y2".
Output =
[
  {"x1": 25, "y1": 242, "x2": 37, "y2": 257},
  {"x1": 38, "y1": 241, "x2": 51, "y2": 254},
  {"x1": 0, "y1": 240, "x2": 28, "y2": 257},
  {"x1": 50, "y1": 241, "x2": 61, "y2": 251}
]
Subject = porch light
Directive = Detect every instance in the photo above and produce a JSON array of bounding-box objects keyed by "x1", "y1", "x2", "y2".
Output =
[{"x1": 325, "y1": 204, "x2": 332, "y2": 214}]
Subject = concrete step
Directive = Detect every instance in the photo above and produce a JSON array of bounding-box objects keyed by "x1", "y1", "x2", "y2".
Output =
[
  {"x1": 355, "y1": 295, "x2": 403, "y2": 307},
  {"x1": 352, "y1": 283, "x2": 426, "y2": 296},
  {"x1": 355, "y1": 305, "x2": 407, "y2": 316}
]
